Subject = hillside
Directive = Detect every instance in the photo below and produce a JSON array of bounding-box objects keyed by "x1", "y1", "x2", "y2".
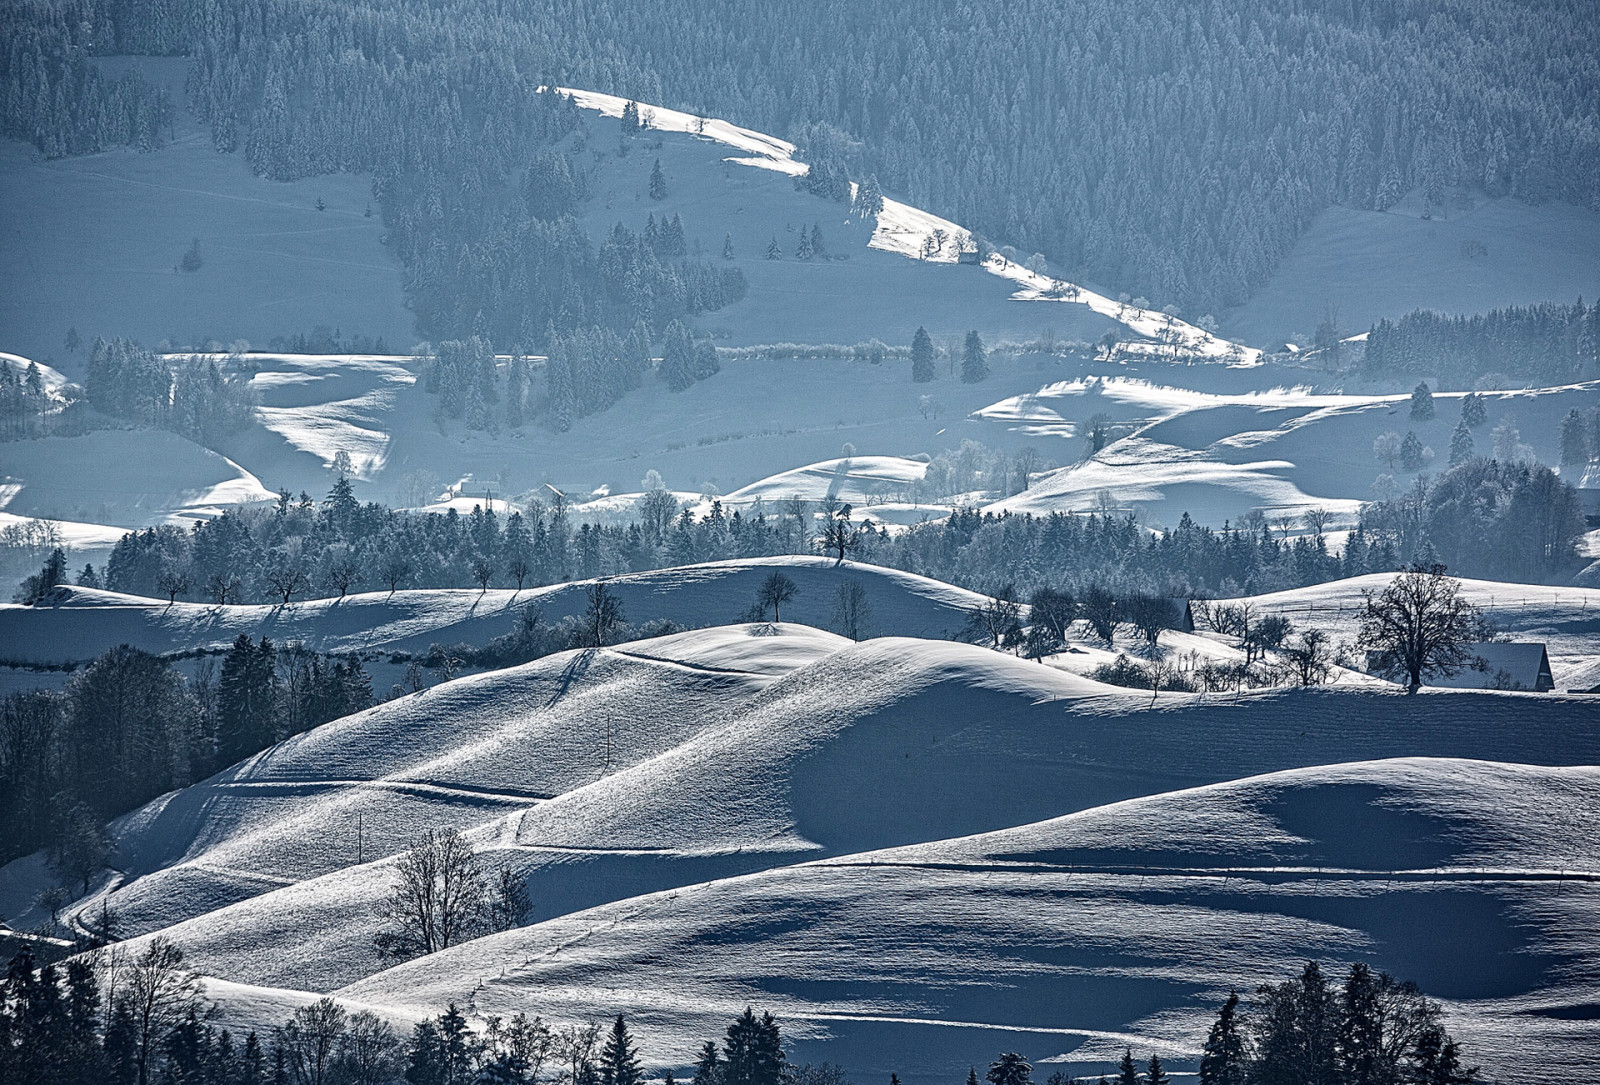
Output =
[
  {"x1": 986, "y1": 377, "x2": 1600, "y2": 530},
  {"x1": 0, "y1": 557, "x2": 983, "y2": 667},
  {"x1": 349, "y1": 760, "x2": 1600, "y2": 1082},
  {"x1": 27, "y1": 625, "x2": 1599, "y2": 998},
  {"x1": 1225, "y1": 189, "x2": 1600, "y2": 348}
]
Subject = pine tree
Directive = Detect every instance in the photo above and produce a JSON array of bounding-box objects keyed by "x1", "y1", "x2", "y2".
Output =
[
  {"x1": 1409, "y1": 381, "x2": 1434, "y2": 420},
  {"x1": 649, "y1": 158, "x2": 667, "y2": 200},
  {"x1": 1116, "y1": 1050, "x2": 1139, "y2": 1085},
  {"x1": 961, "y1": 329, "x2": 989, "y2": 383},
  {"x1": 809, "y1": 224, "x2": 825, "y2": 257},
  {"x1": 796, "y1": 227, "x2": 814, "y2": 260},
  {"x1": 1144, "y1": 1055, "x2": 1169, "y2": 1085},
  {"x1": 218, "y1": 635, "x2": 278, "y2": 765},
  {"x1": 765, "y1": 237, "x2": 783, "y2": 260},
  {"x1": 986, "y1": 1053, "x2": 1032, "y2": 1085},
  {"x1": 911, "y1": 326, "x2": 936, "y2": 383},
  {"x1": 1559, "y1": 408, "x2": 1589, "y2": 464},
  {"x1": 693, "y1": 1040, "x2": 722, "y2": 1085},
  {"x1": 1198, "y1": 992, "x2": 1248, "y2": 1085},
  {"x1": 660, "y1": 320, "x2": 696, "y2": 392},
  {"x1": 1400, "y1": 430, "x2": 1426, "y2": 471},
  {"x1": 1461, "y1": 392, "x2": 1487, "y2": 428},
  {"x1": 599, "y1": 1016, "x2": 642, "y2": 1085},
  {"x1": 1448, "y1": 419, "x2": 1474, "y2": 466}
]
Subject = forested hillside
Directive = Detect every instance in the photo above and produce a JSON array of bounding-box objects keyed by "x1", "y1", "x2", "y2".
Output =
[{"x1": 6, "y1": 0, "x2": 1597, "y2": 331}]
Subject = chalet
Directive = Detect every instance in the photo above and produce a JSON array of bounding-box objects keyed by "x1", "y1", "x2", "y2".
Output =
[{"x1": 1431, "y1": 642, "x2": 1555, "y2": 692}]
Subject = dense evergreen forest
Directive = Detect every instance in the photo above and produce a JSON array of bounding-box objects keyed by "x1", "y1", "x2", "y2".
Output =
[
  {"x1": 6, "y1": 0, "x2": 1598, "y2": 327},
  {"x1": 1362, "y1": 299, "x2": 1600, "y2": 386}
]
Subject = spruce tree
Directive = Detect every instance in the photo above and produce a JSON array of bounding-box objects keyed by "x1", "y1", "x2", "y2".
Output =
[
  {"x1": 649, "y1": 158, "x2": 667, "y2": 200},
  {"x1": 693, "y1": 1040, "x2": 722, "y2": 1085},
  {"x1": 1144, "y1": 1055, "x2": 1169, "y2": 1085},
  {"x1": 1197, "y1": 992, "x2": 1247, "y2": 1085},
  {"x1": 961, "y1": 329, "x2": 989, "y2": 383},
  {"x1": 1399, "y1": 430, "x2": 1425, "y2": 471},
  {"x1": 765, "y1": 237, "x2": 782, "y2": 260},
  {"x1": 660, "y1": 321, "x2": 697, "y2": 392},
  {"x1": 796, "y1": 227, "x2": 814, "y2": 260},
  {"x1": 1116, "y1": 1050, "x2": 1139, "y2": 1085},
  {"x1": 1409, "y1": 381, "x2": 1434, "y2": 420},
  {"x1": 218, "y1": 635, "x2": 279, "y2": 765},
  {"x1": 986, "y1": 1053, "x2": 1032, "y2": 1085},
  {"x1": 600, "y1": 1016, "x2": 642, "y2": 1085},
  {"x1": 1448, "y1": 419, "x2": 1474, "y2": 466},
  {"x1": 1559, "y1": 408, "x2": 1589, "y2": 464},
  {"x1": 911, "y1": 326, "x2": 936, "y2": 383},
  {"x1": 1460, "y1": 392, "x2": 1487, "y2": 428},
  {"x1": 723, "y1": 233, "x2": 735, "y2": 259}
]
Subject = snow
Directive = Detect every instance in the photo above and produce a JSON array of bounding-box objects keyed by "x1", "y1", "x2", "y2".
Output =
[
  {"x1": 718, "y1": 456, "x2": 930, "y2": 508},
  {"x1": 1240, "y1": 574, "x2": 1600, "y2": 689},
  {"x1": 0, "y1": 556, "x2": 989, "y2": 665},
  {"x1": 331, "y1": 758, "x2": 1600, "y2": 1083}
]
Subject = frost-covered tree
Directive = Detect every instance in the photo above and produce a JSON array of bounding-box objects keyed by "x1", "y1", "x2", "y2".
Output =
[
  {"x1": 1409, "y1": 382, "x2": 1434, "y2": 420},
  {"x1": 1373, "y1": 431, "x2": 1402, "y2": 469},
  {"x1": 660, "y1": 321, "x2": 696, "y2": 392},
  {"x1": 648, "y1": 158, "x2": 667, "y2": 200},
  {"x1": 911, "y1": 326, "x2": 936, "y2": 383},
  {"x1": 1399, "y1": 430, "x2": 1426, "y2": 471},
  {"x1": 1448, "y1": 419, "x2": 1474, "y2": 465},
  {"x1": 960, "y1": 329, "x2": 989, "y2": 383},
  {"x1": 1461, "y1": 392, "x2": 1488, "y2": 428}
]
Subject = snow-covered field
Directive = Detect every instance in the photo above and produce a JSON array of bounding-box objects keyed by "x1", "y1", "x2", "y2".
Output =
[{"x1": 4, "y1": 614, "x2": 1596, "y2": 1078}]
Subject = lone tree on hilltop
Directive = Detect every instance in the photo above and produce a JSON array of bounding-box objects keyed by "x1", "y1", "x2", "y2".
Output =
[
  {"x1": 756, "y1": 571, "x2": 799, "y2": 621},
  {"x1": 1358, "y1": 564, "x2": 1486, "y2": 691},
  {"x1": 911, "y1": 326, "x2": 936, "y2": 383}
]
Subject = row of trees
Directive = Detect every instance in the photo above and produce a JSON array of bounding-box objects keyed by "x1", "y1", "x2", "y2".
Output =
[
  {"x1": 75, "y1": 469, "x2": 1570, "y2": 613},
  {"x1": 0, "y1": 947, "x2": 784, "y2": 1085},
  {"x1": 0, "y1": 359, "x2": 50, "y2": 442},
  {"x1": 85, "y1": 338, "x2": 258, "y2": 446},
  {"x1": 1358, "y1": 457, "x2": 1585, "y2": 582},
  {"x1": 0, "y1": 639, "x2": 373, "y2": 869},
  {"x1": 1363, "y1": 300, "x2": 1600, "y2": 386}
]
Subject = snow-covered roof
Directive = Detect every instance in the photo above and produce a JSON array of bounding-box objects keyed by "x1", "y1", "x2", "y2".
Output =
[{"x1": 1432, "y1": 642, "x2": 1554, "y2": 692}]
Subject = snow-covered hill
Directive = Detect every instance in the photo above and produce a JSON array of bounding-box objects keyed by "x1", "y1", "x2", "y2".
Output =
[
  {"x1": 12, "y1": 624, "x2": 1593, "y2": 1045},
  {"x1": 0, "y1": 557, "x2": 984, "y2": 666},
  {"x1": 345, "y1": 759, "x2": 1600, "y2": 1083}
]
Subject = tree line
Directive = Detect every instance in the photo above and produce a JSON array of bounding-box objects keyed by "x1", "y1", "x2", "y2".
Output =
[
  {"x1": 54, "y1": 447, "x2": 1580, "y2": 615},
  {"x1": 0, "y1": 637, "x2": 373, "y2": 869},
  {"x1": 1, "y1": 949, "x2": 1478, "y2": 1085},
  {"x1": 1362, "y1": 300, "x2": 1600, "y2": 386}
]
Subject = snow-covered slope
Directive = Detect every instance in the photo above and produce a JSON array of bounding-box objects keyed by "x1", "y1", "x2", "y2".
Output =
[
  {"x1": 984, "y1": 377, "x2": 1600, "y2": 529},
  {"x1": 338, "y1": 757, "x2": 1600, "y2": 1083},
  {"x1": 0, "y1": 557, "x2": 986, "y2": 665},
  {"x1": 1242, "y1": 574, "x2": 1600, "y2": 688},
  {"x1": 52, "y1": 625, "x2": 1600, "y2": 999}
]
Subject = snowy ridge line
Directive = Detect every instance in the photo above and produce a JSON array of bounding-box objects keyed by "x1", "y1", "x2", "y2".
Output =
[
  {"x1": 817, "y1": 859, "x2": 1600, "y2": 883},
  {"x1": 204, "y1": 779, "x2": 555, "y2": 802},
  {"x1": 544, "y1": 85, "x2": 1257, "y2": 360}
]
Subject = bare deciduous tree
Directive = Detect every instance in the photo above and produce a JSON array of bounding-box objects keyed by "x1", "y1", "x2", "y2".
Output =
[
  {"x1": 584, "y1": 581, "x2": 626, "y2": 646},
  {"x1": 756, "y1": 571, "x2": 799, "y2": 622},
  {"x1": 122, "y1": 936, "x2": 205, "y2": 1085},
  {"x1": 1359, "y1": 565, "x2": 1486, "y2": 691},
  {"x1": 376, "y1": 827, "x2": 487, "y2": 958},
  {"x1": 829, "y1": 581, "x2": 872, "y2": 641}
]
